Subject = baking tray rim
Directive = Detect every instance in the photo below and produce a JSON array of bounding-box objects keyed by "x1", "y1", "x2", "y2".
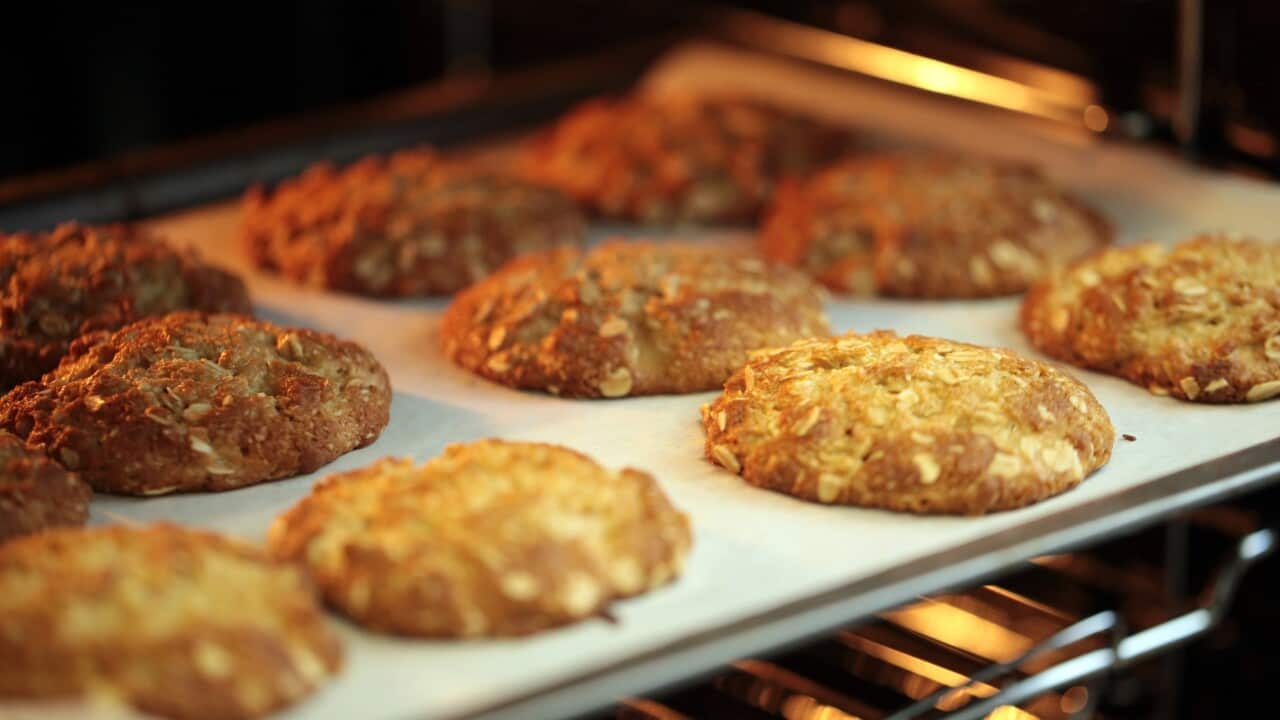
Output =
[{"x1": 464, "y1": 432, "x2": 1280, "y2": 720}]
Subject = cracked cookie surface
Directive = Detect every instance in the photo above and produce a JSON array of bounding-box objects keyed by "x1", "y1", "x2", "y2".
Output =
[
  {"x1": 268, "y1": 440, "x2": 692, "y2": 637},
  {"x1": 241, "y1": 147, "x2": 585, "y2": 296},
  {"x1": 0, "y1": 523, "x2": 341, "y2": 720},
  {"x1": 702, "y1": 332, "x2": 1114, "y2": 514},
  {"x1": 521, "y1": 95, "x2": 854, "y2": 224},
  {"x1": 0, "y1": 430, "x2": 90, "y2": 543},
  {"x1": 1021, "y1": 234, "x2": 1280, "y2": 403},
  {"x1": 0, "y1": 312, "x2": 390, "y2": 495},
  {"x1": 0, "y1": 222, "x2": 251, "y2": 390},
  {"x1": 759, "y1": 153, "x2": 1111, "y2": 298},
  {"x1": 441, "y1": 240, "x2": 832, "y2": 397}
]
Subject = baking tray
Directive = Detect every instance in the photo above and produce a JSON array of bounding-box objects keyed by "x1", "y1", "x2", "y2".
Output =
[{"x1": 20, "y1": 41, "x2": 1280, "y2": 720}]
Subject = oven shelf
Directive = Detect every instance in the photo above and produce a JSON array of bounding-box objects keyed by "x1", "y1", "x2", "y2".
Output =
[{"x1": 613, "y1": 513, "x2": 1275, "y2": 720}]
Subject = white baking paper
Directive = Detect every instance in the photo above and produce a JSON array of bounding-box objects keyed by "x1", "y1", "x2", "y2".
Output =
[{"x1": 68, "y1": 42, "x2": 1280, "y2": 719}]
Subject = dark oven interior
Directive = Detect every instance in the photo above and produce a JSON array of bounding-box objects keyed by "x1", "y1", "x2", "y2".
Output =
[{"x1": 597, "y1": 488, "x2": 1280, "y2": 720}]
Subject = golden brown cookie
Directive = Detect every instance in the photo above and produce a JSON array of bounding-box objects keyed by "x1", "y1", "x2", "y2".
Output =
[
  {"x1": 441, "y1": 240, "x2": 832, "y2": 397},
  {"x1": 702, "y1": 333, "x2": 1114, "y2": 515},
  {"x1": 0, "y1": 223, "x2": 251, "y2": 390},
  {"x1": 268, "y1": 439, "x2": 692, "y2": 637},
  {"x1": 1021, "y1": 234, "x2": 1280, "y2": 403},
  {"x1": 0, "y1": 430, "x2": 90, "y2": 544},
  {"x1": 0, "y1": 312, "x2": 390, "y2": 495},
  {"x1": 760, "y1": 153, "x2": 1111, "y2": 298},
  {"x1": 520, "y1": 95, "x2": 854, "y2": 224},
  {"x1": 241, "y1": 147, "x2": 585, "y2": 296},
  {"x1": 0, "y1": 524, "x2": 341, "y2": 720}
]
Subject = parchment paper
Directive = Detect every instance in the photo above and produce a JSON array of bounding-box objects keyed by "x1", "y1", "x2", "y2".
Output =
[{"x1": 72, "y1": 42, "x2": 1280, "y2": 719}]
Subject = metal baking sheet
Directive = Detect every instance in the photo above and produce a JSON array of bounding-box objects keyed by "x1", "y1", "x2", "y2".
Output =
[{"x1": 22, "y1": 41, "x2": 1280, "y2": 720}]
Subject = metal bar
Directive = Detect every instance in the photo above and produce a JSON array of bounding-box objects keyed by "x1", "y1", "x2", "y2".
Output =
[
  {"x1": 939, "y1": 649, "x2": 1117, "y2": 720},
  {"x1": 913, "y1": 528, "x2": 1275, "y2": 720},
  {"x1": 713, "y1": 10, "x2": 1096, "y2": 127},
  {"x1": 883, "y1": 611, "x2": 1120, "y2": 720},
  {"x1": 1175, "y1": 0, "x2": 1205, "y2": 151}
]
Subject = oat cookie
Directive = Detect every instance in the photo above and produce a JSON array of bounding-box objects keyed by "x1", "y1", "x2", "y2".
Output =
[
  {"x1": 702, "y1": 333, "x2": 1114, "y2": 514},
  {"x1": 0, "y1": 223, "x2": 251, "y2": 390},
  {"x1": 1021, "y1": 234, "x2": 1280, "y2": 402},
  {"x1": 0, "y1": 312, "x2": 390, "y2": 495},
  {"x1": 241, "y1": 147, "x2": 585, "y2": 296},
  {"x1": 0, "y1": 523, "x2": 341, "y2": 720},
  {"x1": 760, "y1": 153, "x2": 1111, "y2": 298},
  {"x1": 0, "y1": 430, "x2": 90, "y2": 543},
  {"x1": 269, "y1": 439, "x2": 692, "y2": 637},
  {"x1": 520, "y1": 95, "x2": 853, "y2": 224},
  {"x1": 441, "y1": 240, "x2": 831, "y2": 397}
]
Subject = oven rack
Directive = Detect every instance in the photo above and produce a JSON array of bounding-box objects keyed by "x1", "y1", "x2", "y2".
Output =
[{"x1": 611, "y1": 510, "x2": 1275, "y2": 720}]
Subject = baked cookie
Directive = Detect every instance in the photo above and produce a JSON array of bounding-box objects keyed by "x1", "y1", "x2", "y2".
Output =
[
  {"x1": 1021, "y1": 234, "x2": 1280, "y2": 403},
  {"x1": 702, "y1": 333, "x2": 1113, "y2": 514},
  {"x1": 760, "y1": 153, "x2": 1111, "y2": 298},
  {"x1": 0, "y1": 312, "x2": 390, "y2": 495},
  {"x1": 0, "y1": 430, "x2": 90, "y2": 543},
  {"x1": 441, "y1": 240, "x2": 832, "y2": 397},
  {"x1": 0, "y1": 222, "x2": 251, "y2": 390},
  {"x1": 241, "y1": 147, "x2": 585, "y2": 296},
  {"x1": 268, "y1": 439, "x2": 692, "y2": 637},
  {"x1": 520, "y1": 95, "x2": 853, "y2": 224},
  {"x1": 0, "y1": 523, "x2": 341, "y2": 720}
]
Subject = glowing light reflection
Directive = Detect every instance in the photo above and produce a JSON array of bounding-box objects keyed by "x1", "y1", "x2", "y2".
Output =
[
  {"x1": 882, "y1": 600, "x2": 1034, "y2": 662},
  {"x1": 724, "y1": 14, "x2": 1095, "y2": 125}
]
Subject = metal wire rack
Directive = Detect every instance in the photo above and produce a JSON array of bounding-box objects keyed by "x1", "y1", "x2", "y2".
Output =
[{"x1": 608, "y1": 507, "x2": 1275, "y2": 720}]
